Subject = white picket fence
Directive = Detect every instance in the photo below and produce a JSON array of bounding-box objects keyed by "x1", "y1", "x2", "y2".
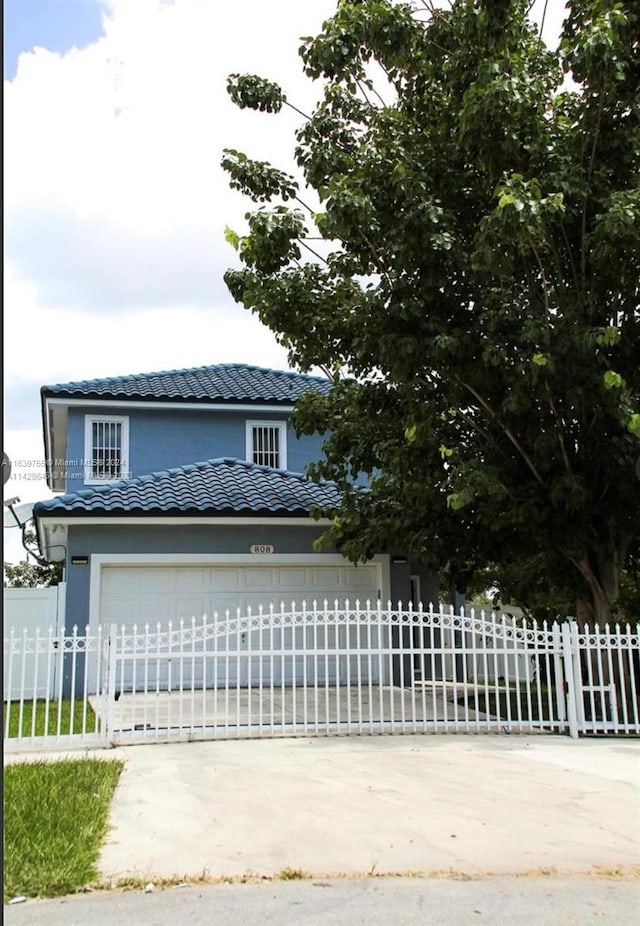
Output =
[
  {"x1": 3, "y1": 603, "x2": 639, "y2": 752},
  {"x1": 3, "y1": 584, "x2": 65, "y2": 700}
]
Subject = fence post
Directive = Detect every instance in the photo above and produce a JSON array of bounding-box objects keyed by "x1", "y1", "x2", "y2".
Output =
[
  {"x1": 102, "y1": 624, "x2": 118, "y2": 746},
  {"x1": 561, "y1": 621, "x2": 580, "y2": 738},
  {"x1": 570, "y1": 621, "x2": 586, "y2": 729}
]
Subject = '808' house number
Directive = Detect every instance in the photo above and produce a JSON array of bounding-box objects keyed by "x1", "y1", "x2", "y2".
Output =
[{"x1": 250, "y1": 544, "x2": 274, "y2": 554}]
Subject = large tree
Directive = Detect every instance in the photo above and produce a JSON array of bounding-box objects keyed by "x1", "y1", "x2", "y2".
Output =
[{"x1": 223, "y1": 0, "x2": 640, "y2": 623}]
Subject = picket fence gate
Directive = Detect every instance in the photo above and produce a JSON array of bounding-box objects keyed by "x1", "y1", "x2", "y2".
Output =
[{"x1": 4, "y1": 602, "x2": 639, "y2": 753}]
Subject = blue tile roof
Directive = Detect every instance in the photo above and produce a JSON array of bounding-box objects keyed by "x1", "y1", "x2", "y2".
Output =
[
  {"x1": 34, "y1": 458, "x2": 341, "y2": 517},
  {"x1": 42, "y1": 363, "x2": 331, "y2": 404}
]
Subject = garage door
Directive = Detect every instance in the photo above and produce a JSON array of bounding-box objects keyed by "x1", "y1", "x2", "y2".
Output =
[{"x1": 99, "y1": 562, "x2": 382, "y2": 691}]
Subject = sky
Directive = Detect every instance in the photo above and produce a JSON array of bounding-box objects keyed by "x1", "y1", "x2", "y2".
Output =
[{"x1": 3, "y1": 0, "x2": 568, "y2": 564}]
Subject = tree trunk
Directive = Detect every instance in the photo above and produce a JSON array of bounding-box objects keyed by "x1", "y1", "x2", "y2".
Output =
[
  {"x1": 571, "y1": 535, "x2": 635, "y2": 723},
  {"x1": 571, "y1": 534, "x2": 638, "y2": 724},
  {"x1": 572, "y1": 531, "x2": 630, "y2": 627}
]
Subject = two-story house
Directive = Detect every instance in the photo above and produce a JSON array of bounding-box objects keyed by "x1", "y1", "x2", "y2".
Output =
[{"x1": 34, "y1": 363, "x2": 438, "y2": 645}]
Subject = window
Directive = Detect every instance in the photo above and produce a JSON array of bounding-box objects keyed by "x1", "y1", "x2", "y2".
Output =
[
  {"x1": 246, "y1": 421, "x2": 287, "y2": 470},
  {"x1": 85, "y1": 416, "x2": 129, "y2": 483}
]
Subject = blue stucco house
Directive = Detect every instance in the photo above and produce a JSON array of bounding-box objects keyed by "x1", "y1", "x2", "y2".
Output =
[{"x1": 34, "y1": 363, "x2": 438, "y2": 638}]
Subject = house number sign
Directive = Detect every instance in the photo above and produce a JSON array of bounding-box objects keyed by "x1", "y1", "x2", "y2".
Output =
[{"x1": 250, "y1": 544, "x2": 274, "y2": 554}]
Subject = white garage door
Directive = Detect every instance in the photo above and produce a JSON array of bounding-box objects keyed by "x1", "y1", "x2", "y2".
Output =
[
  {"x1": 100, "y1": 562, "x2": 380, "y2": 624},
  {"x1": 99, "y1": 561, "x2": 382, "y2": 691}
]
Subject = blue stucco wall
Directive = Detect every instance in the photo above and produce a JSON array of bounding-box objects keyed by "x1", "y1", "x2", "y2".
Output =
[{"x1": 64, "y1": 406, "x2": 327, "y2": 490}]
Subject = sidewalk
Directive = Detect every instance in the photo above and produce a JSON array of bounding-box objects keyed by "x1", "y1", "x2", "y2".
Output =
[{"x1": 94, "y1": 734, "x2": 640, "y2": 882}]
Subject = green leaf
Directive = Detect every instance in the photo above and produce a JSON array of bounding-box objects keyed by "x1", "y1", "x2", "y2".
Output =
[
  {"x1": 224, "y1": 226, "x2": 240, "y2": 250},
  {"x1": 532, "y1": 353, "x2": 548, "y2": 366},
  {"x1": 628, "y1": 414, "x2": 640, "y2": 438},
  {"x1": 222, "y1": 149, "x2": 298, "y2": 202},
  {"x1": 226, "y1": 74, "x2": 285, "y2": 113},
  {"x1": 603, "y1": 370, "x2": 623, "y2": 390},
  {"x1": 447, "y1": 491, "x2": 472, "y2": 511},
  {"x1": 594, "y1": 326, "x2": 621, "y2": 347},
  {"x1": 404, "y1": 425, "x2": 417, "y2": 443}
]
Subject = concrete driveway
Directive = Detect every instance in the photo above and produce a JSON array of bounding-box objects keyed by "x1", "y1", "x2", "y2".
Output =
[
  {"x1": 96, "y1": 734, "x2": 640, "y2": 883},
  {"x1": 91, "y1": 683, "x2": 494, "y2": 738}
]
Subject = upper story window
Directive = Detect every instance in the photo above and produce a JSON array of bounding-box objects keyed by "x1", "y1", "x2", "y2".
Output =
[
  {"x1": 246, "y1": 420, "x2": 287, "y2": 470},
  {"x1": 84, "y1": 415, "x2": 129, "y2": 483}
]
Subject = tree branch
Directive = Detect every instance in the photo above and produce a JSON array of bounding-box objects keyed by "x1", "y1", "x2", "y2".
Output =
[
  {"x1": 458, "y1": 379, "x2": 545, "y2": 486},
  {"x1": 538, "y1": 0, "x2": 550, "y2": 40},
  {"x1": 298, "y1": 238, "x2": 330, "y2": 265},
  {"x1": 581, "y1": 91, "x2": 605, "y2": 276},
  {"x1": 543, "y1": 377, "x2": 573, "y2": 475},
  {"x1": 559, "y1": 221, "x2": 580, "y2": 291},
  {"x1": 294, "y1": 195, "x2": 317, "y2": 215},
  {"x1": 356, "y1": 227, "x2": 394, "y2": 288},
  {"x1": 283, "y1": 99, "x2": 312, "y2": 121},
  {"x1": 355, "y1": 76, "x2": 386, "y2": 110},
  {"x1": 528, "y1": 238, "x2": 573, "y2": 476}
]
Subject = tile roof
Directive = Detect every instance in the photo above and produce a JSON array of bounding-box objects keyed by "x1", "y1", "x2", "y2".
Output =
[
  {"x1": 42, "y1": 363, "x2": 331, "y2": 404},
  {"x1": 34, "y1": 458, "x2": 341, "y2": 517}
]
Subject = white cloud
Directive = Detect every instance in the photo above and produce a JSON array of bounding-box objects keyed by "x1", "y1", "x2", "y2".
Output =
[
  {"x1": 3, "y1": 0, "x2": 337, "y2": 467},
  {"x1": 7, "y1": 210, "x2": 235, "y2": 311},
  {"x1": 5, "y1": 0, "x2": 332, "y2": 226},
  {"x1": 5, "y1": 0, "x2": 338, "y2": 309},
  {"x1": 3, "y1": 263, "x2": 290, "y2": 414}
]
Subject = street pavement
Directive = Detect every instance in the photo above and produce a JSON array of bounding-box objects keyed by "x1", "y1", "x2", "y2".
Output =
[{"x1": 5, "y1": 875, "x2": 640, "y2": 926}]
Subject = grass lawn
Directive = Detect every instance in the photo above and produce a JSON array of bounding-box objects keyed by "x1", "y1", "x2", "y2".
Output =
[
  {"x1": 3, "y1": 699, "x2": 98, "y2": 739},
  {"x1": 3, "y1": 758, "x2": 123, "y2": 900}
]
